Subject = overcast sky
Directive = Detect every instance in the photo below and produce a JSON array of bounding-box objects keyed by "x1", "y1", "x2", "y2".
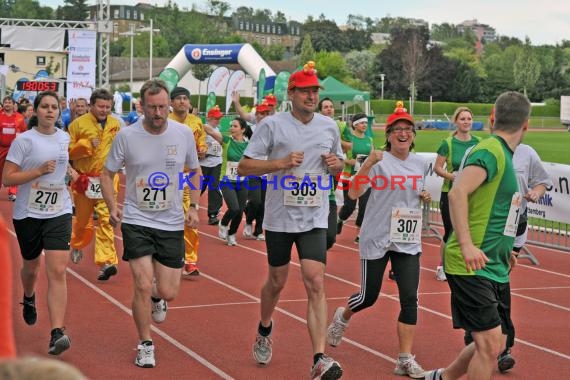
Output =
[{"x1": 42, "y1": 0, "x2": 568, "y2": 46}]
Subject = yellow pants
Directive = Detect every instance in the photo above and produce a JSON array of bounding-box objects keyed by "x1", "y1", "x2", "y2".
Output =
[
  {"x1": 182, "y1": 185, "x2": 199, "y2": 264},
  {"x1": 71, "y1": 177, "x2": 118, "y2": 266}
]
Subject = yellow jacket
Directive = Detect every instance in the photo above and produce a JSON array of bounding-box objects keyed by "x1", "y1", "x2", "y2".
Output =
[
  {"x1": 168, "y1": 112, "x2": 207, "y2": 152},
  {"x1": 68, "y1": 112, "x2": 122, "y2": 174}
]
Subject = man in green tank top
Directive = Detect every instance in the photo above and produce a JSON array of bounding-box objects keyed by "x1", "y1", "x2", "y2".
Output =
[{"x1": 425, "y1": 91, "x2": 531, "y2": 380}]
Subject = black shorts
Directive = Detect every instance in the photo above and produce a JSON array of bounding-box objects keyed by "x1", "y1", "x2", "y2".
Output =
[
  {"x1": 13, "y1": 214, "x2": 72, "y2": 261},
  {"x1": 121, "y1": 223, "x2": 185, "y2": 269},
  {"x1": 265, "y1": 228, "x2": 327, "y2": 267},
  {"x1": 447, "y1": 274, "x2": 506, "y2": 333}
]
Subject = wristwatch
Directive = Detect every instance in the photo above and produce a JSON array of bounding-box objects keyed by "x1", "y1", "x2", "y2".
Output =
[{"x1": 189, "y1": 203, "x2": 199, "y2": 210}]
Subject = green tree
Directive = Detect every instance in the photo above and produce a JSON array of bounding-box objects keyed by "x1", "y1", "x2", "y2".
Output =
[
  {"x1": 314, "y1": 51, "x2": 348, "y2": 80},
  {"x1": 252, "y1": 8, "x2": 272, "y2": 22},
  {"x1": 206, "y1": 0, "x2": 230, "y2": 17},
  {"x1": 233, "y1": 6, "x2": 253, "y2": 19},
  {"x1": 299, "y1": 16, "x2": 348, "y2": 52},
  {"x1": 345, "y1": 50, "x2": 375, "y2": 82},
  {"x1": 9, "y1": 0, "x2": 53, "y2": 19},
  {"x1": 192, "y1": 64, "x2": 214, "y2": 111},
  {"x1": 513, "y1": 37, "x2": 541, "y2": 96},
  {"x1": 56, "y1": 0, "x2": 89, "y2": 21},
  {"x1": 344, "y1": 29, "x2": 373, "y2": 51},
  {"x1": 298, "y1": 35, "x2": 316, "y2": 66},
  {"x1": 274, "y1": 11, "x2": 287, "y2": 23}
]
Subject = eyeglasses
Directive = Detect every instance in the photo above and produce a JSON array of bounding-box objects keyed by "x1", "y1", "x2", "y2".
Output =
[{"x1": 391, "y1": 127, "x2": 414, "y2": 134}]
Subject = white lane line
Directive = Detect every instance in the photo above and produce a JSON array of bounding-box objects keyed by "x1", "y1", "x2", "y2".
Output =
[
  {"x1": 199, "y1": 231, "x2": 570, "y2": 361},
  {"x1": 511, "y1": 292, "x2": 570, "y2": 312},
  {"x1": 7, "y1": 229, "x2": 233, "y2": 380}
]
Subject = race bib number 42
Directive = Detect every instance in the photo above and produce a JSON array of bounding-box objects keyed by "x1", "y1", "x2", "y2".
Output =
[
  {"x1": 135, "y1": 176, "x2": 174, "y2": 211},
  {"x1": 27, "y1": 181, "x2": 64, "y2": 214},
  {"x1": 85, "y1": 176, "x2": 103, "y2": 199},
  {"x1": 390, "y1": 207, "x2": 422, "y2": 243}
]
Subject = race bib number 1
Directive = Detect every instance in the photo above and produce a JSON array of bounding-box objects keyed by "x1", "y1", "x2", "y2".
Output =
[
  {"x1": 85, "y1": 177, "x2": 103, "y2": 199},
  {"x1": 135, "y1": 176, "x2": 174, "y2": 211},
  {"x1": 503, "y1": 192, "x2": 522, "y2": 237},
  {"x1": 27, "y1": 182, "x2": 64, "y2": 214},
  {"x1": 225, "y1": 161, "x2": 239, "y2": 181},
  {"x1": 390, "y1": 207, "x2": 422, "y2": 243}
]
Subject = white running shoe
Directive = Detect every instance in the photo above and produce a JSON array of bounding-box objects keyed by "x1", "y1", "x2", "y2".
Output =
[
  {"x1": 151, "y1": 299, "x2": 167, "y2": 323},
  {"x1": 327, "y1": 307, "x2": 349, "y2": 347},
  {"x1": 218, "y1": 222, "x2": 228, "y2": 240},
  {"x1": 252, "y1": 333, "x2": 272, "y2": 365},
  {"x1": 227, "y1": 234, "x2": 237, "y2": 246},
  {"x1": 255, "y1": 234, "x2": 265, "y2": 241},
  {"x1": 243, "y1": 224, "x2": 253, "y2": 239},
  {"x1": 135, "y1": 343, "x2": 155, "y2": 368},
  {"x1": 435, "y1": 266, "x2": 447, "y2": 281},
  {"x1": 394, "y1": 355, "x2": 426, "y2": 378}
]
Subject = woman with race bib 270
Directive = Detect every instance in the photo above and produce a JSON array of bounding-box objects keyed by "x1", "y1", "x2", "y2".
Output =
[{"x1": 2, "y1": 91, "x2": 78, "y2": 356}]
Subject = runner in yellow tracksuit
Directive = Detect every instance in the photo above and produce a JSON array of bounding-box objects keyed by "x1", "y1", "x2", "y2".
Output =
[
  {"x1": 168, "y1": 87, "x2": 207, "y2": 276},
  {"x1": 68, "y1": 89, "x2": 122, "y2": 281}
]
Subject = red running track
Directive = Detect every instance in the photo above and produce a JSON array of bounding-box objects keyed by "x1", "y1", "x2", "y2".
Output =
[{"x1": 3, "y1": 184, "x2": 570, "y2": 379}]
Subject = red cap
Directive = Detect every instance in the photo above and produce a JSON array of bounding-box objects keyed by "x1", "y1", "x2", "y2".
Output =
[
  {"x1": 264, "y1": 94, "x2": 277, "y2": 106},
  {"x1": 288, "y1": 61, "x2": 323, "y2": 90},
  {"x1": 386, "y1": 101, "x2": 414, "y2": 127},
  {"x1": 256, "y1": 101, "x2": 271, "y2": 114},
  {"x1": 207, "y1": 105, "x2": 223, "y2": 119}
]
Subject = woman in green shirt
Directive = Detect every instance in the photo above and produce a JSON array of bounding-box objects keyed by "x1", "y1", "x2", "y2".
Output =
[
  {"x1": 433, "y1": 107, "x2": 480, "y2": 281},
  {"x1": 204, "y1": 117, "x2": 252, "y2": 246},
  {"x1": 337, "y1": 113, "x2": 374, "y2": 243}
]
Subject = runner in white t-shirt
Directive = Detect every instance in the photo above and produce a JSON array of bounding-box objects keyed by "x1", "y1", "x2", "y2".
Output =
[
  {"x1": 3, "y1": 91, "x2": 77, "y2": 356},
  {"x1": 238, "y1": 62, "x2": 344, "y2": 380},
  {"x1": 100, "y1": 79, "x2": 201, "y2": 369},
  {"x1": 326, "y1": 107, "x2": 432, "y2": 379}
]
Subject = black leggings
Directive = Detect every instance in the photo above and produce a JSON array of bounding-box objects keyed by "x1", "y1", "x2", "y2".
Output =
[
  {"x1": 440, "y1": 191, "x2": 453, "y2": 242},
  {"x1": 338, "y1": 187, "x2": 371, "y2": 227},
  {"x1": 245, "y1": 177, "x2": 265, "y2": 236},
  {"x1": 348, "y1": 251, "x2": 421, "y2": 325},
  {"x1": 221, "y1": 182, "x2": 248, "y2": 235}
]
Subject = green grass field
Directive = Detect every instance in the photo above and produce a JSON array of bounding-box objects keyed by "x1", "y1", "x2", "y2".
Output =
[{"x1": 371, "y1": 130, "x2": 570, "y2": 165}]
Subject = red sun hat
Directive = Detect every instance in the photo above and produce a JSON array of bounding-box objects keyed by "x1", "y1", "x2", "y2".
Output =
[
  {"x1": 386, "y1": 101, "x2": 415, "y2": 127},
  {"x1": 256, "y1": 101, "x2": 271, "y2": 113},
  {"x1": 207, "y1": 105, "x2": 223, "y2": 119},
  {"x1": 288, "y1": 61, "x2": 324, "y2": 90},
  {"x1": 264, "y1": 94, "x2": 277, "y2": 106}
]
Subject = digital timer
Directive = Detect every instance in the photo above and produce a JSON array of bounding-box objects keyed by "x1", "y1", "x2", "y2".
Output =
[{"x1": 16, "y1": 81, "x2": 60, "y2": 92}]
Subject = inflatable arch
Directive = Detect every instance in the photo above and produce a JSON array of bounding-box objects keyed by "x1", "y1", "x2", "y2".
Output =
[{"x1": 158, "y1": 43, "x2": 276, "y2": 94}]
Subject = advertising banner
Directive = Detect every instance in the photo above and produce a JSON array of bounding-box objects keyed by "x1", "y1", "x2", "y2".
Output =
[
  {"x1": 224, "y1": 70, "x2": 245, "y2": 113},
  {"x1": 66, "y1": 30, "x2": 97, "y2": 101},
  {"x1": 206, "y1": 67, "x2": 230, "y2": 96}
]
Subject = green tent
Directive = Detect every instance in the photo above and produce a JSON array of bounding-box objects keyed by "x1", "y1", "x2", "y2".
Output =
[
  {"x1": 320, "y1": 76, "x2": 373, "y2": 135},
  {"x1": 320, "y1": 76, "x2": 371, "y2": 115}
]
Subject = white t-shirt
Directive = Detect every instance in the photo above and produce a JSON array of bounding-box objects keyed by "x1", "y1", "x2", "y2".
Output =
[
  {"x1": 244, "y1": 112, "x2": 343, "y2": 233},
  {"x1": 200, "y1": 124, "x2": 223, "y2": 168},
  {"x1": 7, "y1": 128, "x2": 72, "y2": 220},
  {"x1": 104, "y1": 119, "x2": 199, "y2": 231},
  {"x1": 358, "y1": 152, "x2": 426, "y2": 260},
  {"x1": 513, "y1": 143, "x2": 552, "y2": 214}
]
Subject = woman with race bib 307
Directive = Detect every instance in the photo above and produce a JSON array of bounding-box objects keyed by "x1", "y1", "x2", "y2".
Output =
[{"x1": 326, "y1": 106, "x2": 431, "y2": 379}]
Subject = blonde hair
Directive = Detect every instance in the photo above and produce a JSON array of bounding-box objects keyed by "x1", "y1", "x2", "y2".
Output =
[{"x1": 451, "y1": 106, "x2": 473, "y2": 135}]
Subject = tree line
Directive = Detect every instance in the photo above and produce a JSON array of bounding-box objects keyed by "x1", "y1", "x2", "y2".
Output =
[{"x1": 2, "y1": 0, "x2": 570, "y2": 103}]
